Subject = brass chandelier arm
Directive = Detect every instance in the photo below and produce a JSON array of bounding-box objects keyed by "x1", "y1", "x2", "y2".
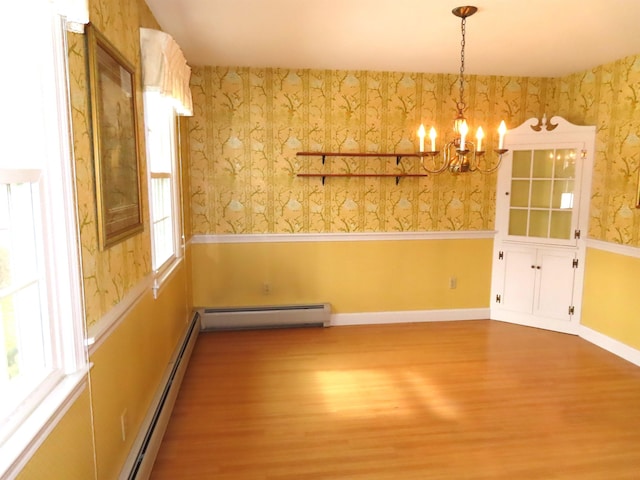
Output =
[{"x1": 420, "y1": 151, "x2": 450, "y2": 174}]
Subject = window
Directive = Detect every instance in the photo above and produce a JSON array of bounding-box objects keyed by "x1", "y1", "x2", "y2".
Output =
[
  {"x1": 143, "y1": 92, "x2": 183, "y2": 294},
  {"x1": 0, "y1": 0, "x2": 86, "y2": 475}
]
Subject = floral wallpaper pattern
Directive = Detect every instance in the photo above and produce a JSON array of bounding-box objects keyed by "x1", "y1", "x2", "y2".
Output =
[
  {"x1": 189, "y1": 68, "x2": 550, "y2": 234},
  {"x1": 188, "y1": 55, "x2": 640, "y2": 245},
  {"x1": 68, "y1": 0, "x2": 154, "y2": 328},
  {"x1": 557, "y1": 55, "x2": 640, "y2": 245}
]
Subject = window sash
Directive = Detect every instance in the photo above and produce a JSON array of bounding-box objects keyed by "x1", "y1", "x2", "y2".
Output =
[
  {"x1": 0, "y1": 1, "x2": 86, "y2": 470},
  {"x1": 144, "y1": 92, "x2": 182, "y2": 276}
]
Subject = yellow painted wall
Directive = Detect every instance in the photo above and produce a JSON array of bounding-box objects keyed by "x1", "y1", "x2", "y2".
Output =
[
  {"x1": 89, "y1": 265, "x2": 190, "y2": 479},
  {"x1": 582, "y1": 248, "x2": 640, "y2": 350},
  {"x1": 16, "y1": 388, "x2": 95, "y2": 480},
  {"x1": 192, "y1": 238, "x2": 493, "y2": 312}
]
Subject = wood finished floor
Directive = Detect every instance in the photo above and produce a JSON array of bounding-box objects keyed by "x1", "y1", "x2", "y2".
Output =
[{"x1": 150, "y1": 320, "x2": 640, "y2": 479}]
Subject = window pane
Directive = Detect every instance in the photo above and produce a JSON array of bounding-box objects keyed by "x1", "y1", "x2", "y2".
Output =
[
  {"x1": 510, "y1": 180, "x2": 530, "y2": 208},
  {"x1": 529, "y1": 210, "x2": 549, "y2": 238},
  {"x1": 550, "y1": 211, "x2": 572, "y2": 239},
  {"x1": 1, "y1": 183, "x2": 50, "y2": 435},
  {"x1": 512, "y1": 150, "x2": 531, "y2": 178},
  {"x1": 151, "y1": 177, "x2": 174, "y2": 268},
  {"x1": 508, "y1": 209, "x2": 528, "y2": 236},
  {"x1": 531, "y1": 180, "x2": 552, "y2": 208},
  {"x1": 532, "y1": 150, "x2": 554, "y2": 178},
  {"x1": 554, "y1": 149, "x2": 576, "y2": 179}
]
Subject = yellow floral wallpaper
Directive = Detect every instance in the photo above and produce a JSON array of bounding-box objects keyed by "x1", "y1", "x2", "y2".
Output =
[
  {"x1": 68, "y1": 0, "x2": 155, "y2": 328},
  {"x1": 557, "y1": 54, "x2": 640, "y2": 245},
  {"x1": 189, "y1": 68, "x2": 550, "y2": 234},
  {"x1": 189, "y1": 55, "x2": 640, "y2": 245}
]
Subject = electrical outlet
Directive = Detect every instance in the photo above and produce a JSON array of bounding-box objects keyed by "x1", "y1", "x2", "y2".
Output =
[
  {"x1": 449, "y1": 276, "x2": 457, "y2": 289},
  {"x1": 120, "y1": 409, "x2": 128, "y2": 442}
]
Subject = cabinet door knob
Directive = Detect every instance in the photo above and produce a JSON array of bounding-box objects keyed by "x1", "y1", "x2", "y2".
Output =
[
  {"x1": 531, "y1": 265, "x2": 535, "y2": 269},
  {"x1": 536, "y1": 266, "x2": 541, "y2": 269}
]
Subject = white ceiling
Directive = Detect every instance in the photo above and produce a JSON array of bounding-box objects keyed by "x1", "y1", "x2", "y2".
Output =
[{"x1": 144, "y1": 0, "x2": 640, "y2": 77}]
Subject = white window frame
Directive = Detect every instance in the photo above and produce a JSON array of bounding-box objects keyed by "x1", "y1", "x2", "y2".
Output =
[
  {"x1": 143, "y1": 92, "x2": 184, "y2": 298},
  {"x1": 0, "y1": 2, "x2": 88, "y2": 477}
]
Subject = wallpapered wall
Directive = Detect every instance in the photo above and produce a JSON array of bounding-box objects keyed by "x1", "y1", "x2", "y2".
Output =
[
  {"x1": 189, "y1": 69, "x2": 551, "y2": 234},
  {"x1": 556, "y1": 55, "x2": 640, "y2": 245},
  {"x1": 68, "y1": 0, "x2": 160, "y2": 328},
  {"x1": 188, "y1": 54, "x2": 640, "y2": 245}
]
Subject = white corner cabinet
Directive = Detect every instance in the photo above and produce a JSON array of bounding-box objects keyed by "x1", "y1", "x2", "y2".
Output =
[{"x1": 490, "y1": 116, "x2": 595, "y2": 334}]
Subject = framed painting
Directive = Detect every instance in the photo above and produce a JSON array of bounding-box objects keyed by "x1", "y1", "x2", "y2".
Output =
[
  {"x1": 637, "y1": 170, "x2": 640, "y2": 208},
  {"x1": 87, "y1": 25, "x2": 143, "y2": 249}
]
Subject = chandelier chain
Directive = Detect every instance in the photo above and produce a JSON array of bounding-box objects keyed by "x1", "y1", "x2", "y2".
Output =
[{"x1": 458, "y1": 16, "x2": 467, "y2": 111}]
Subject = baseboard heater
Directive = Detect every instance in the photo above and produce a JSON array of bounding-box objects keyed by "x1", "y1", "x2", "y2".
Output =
[
  {"x1": 120, "y1": 311, "x2": 201, "y2": 480},
  {"x1": 200, "y1": 303, "x2": 331, "y2": 331}
]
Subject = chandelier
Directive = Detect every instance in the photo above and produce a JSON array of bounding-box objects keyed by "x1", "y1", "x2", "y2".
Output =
[{"x1": 417, "y1": 6, "x2": 508, "y2": 174}]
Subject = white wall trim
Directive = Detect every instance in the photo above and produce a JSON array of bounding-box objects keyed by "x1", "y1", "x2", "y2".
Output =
[
  {"x1": 586, "y1": 238, "x2": 640, "y2": 258},
  {"x1": 190, "y1": 231, "x2": 496, "y2": 244},
  {"x1": 86, "y1": 275, "x2": 153, "y2": 355},
  {"x1": 330, "y1": 308, "x2": 490, "y2": 326},
  {"x1": 579, "y1": 325, "x2": 640, "y2": 367}
]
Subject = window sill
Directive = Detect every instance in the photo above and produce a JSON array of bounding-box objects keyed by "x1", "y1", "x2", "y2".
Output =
[
  {"x1": 152, "y1": 255, "x2": 183, "y2": 299},
  {"x1": 0, "y1": 365, "x2": 92, "y2": 478}
]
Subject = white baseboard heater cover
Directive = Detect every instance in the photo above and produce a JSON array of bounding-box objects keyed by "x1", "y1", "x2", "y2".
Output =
[
  {"x1": 120, "y1": 312, "x2": 200, "y2": 480},
  {"x1": 200, "y1": 303, "x2": 331, "y2": 331}
]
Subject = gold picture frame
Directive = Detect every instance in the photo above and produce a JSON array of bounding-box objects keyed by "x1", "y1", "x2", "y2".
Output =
[
  {"x1": 637, "y1": 170, "x2": 640, "y2": 208},
  {"x1": 87, "y1": 25, "x2": 143, "y2": 249}
]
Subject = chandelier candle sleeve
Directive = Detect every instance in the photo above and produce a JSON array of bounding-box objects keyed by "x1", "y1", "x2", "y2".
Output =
[
  {"x1": 498, "y1": 121, "x2": 507, "y2": 149},
  {"x1": 476, "y1": 126, "x2": 484, "y2": 152},
  {"x1": 417, "y1": 124, "x2": 426, "y2": 152},
  {"x1": 459, "y1": 120, "x2": 469, "y2": 151},
  {"x1": 429, "y1": 127, "x2": 437, "y2": 152}
]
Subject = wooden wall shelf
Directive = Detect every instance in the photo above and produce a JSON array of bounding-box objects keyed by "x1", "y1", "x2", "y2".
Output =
[
  {"x1": 296, "y1": 151, "x2": 422, "y2": 165},
  {"x1": 296, "y1": 151, "x2": 427, "y2": 184},
  {"x1": 297, "y1": 173, "x2": 428, "y2": 185}
]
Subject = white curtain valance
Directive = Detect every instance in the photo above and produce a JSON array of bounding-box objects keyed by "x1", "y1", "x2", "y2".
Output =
[
  {"x1": 140, "y1": 28, "x2": 193, "y2": 116},
  {"x1": 52, "y1": 0, "x2": 89, "y2": 32}
]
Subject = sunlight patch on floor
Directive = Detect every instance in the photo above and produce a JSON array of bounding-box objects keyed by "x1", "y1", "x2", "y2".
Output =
[{"x1": 315, "y1": 369, "x2": 459, "y2": 420}]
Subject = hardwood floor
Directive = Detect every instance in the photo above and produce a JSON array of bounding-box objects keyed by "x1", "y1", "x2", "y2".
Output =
[{"x1": 150, "y1": 320, "x2": 640, "y2": 479}]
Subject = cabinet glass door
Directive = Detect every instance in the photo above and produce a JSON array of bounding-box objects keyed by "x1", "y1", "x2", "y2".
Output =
[{"x1": 508, "y1": 148, "x2": 577, "y2": 241}]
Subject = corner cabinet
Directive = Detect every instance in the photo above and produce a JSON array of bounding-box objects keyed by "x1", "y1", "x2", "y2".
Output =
[{"x1": 490, "y1": 116, "x2": 595, "y2": 334}]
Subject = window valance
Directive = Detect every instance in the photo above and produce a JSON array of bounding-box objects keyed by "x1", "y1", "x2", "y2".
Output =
[
  {"x1": 140, "y1": 28, "x2": 193, "y2": 116},
  {"x1": 52, "y1": 0, "x2": 89, "y2": 32}
]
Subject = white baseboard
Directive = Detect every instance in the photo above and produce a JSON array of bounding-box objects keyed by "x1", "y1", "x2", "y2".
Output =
[
  {"x1": 330, "y1": 308, "x2": 490, "y2": 326},
  {"x1": 579, "y1": 325, "x2": 640, "y2": 367}
]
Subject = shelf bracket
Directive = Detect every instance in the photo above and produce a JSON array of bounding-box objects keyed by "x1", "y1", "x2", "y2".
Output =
[
  {"x1": 396, "y1": 155, "x2": 402, "y2": 165},
  {"x1": 322, "y1": 175, "x2": 326, "y2": 185},
  {"x1": 395, "y1": 176, "x2": 400, "y2": 185},
  {"x1": 322, "y1": 155, "x2": 326, "y2": 165}
]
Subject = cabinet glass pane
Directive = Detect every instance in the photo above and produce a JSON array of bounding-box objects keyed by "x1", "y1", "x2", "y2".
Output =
[
  {"x1": 532, "y1": 150, "x2": 554, "y2": 178},
  {"x1": 552, "y1": 179, "x2": 574, "y2": 209},
  {"x1": 509, "y1": 209, "x2": 528, "y2": 236},
  {"x1": 531, "y1": 180, "x2": 552, "y2": 208},
  {"x1": 529, "y1": 210, "x2": 549, "y2": 238},
  {"x1": 550, "y1": 211, "x2": 572, "y2": 239},
  {"x1": 512, "y1": 151, "x2": 532, "y2": 177},
  {"x1": 554, "y1": 149, "x2": 576, "y2": 179},
  {"x1": 510, "y1": 180, "x2": 530, "y2": 207}
]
